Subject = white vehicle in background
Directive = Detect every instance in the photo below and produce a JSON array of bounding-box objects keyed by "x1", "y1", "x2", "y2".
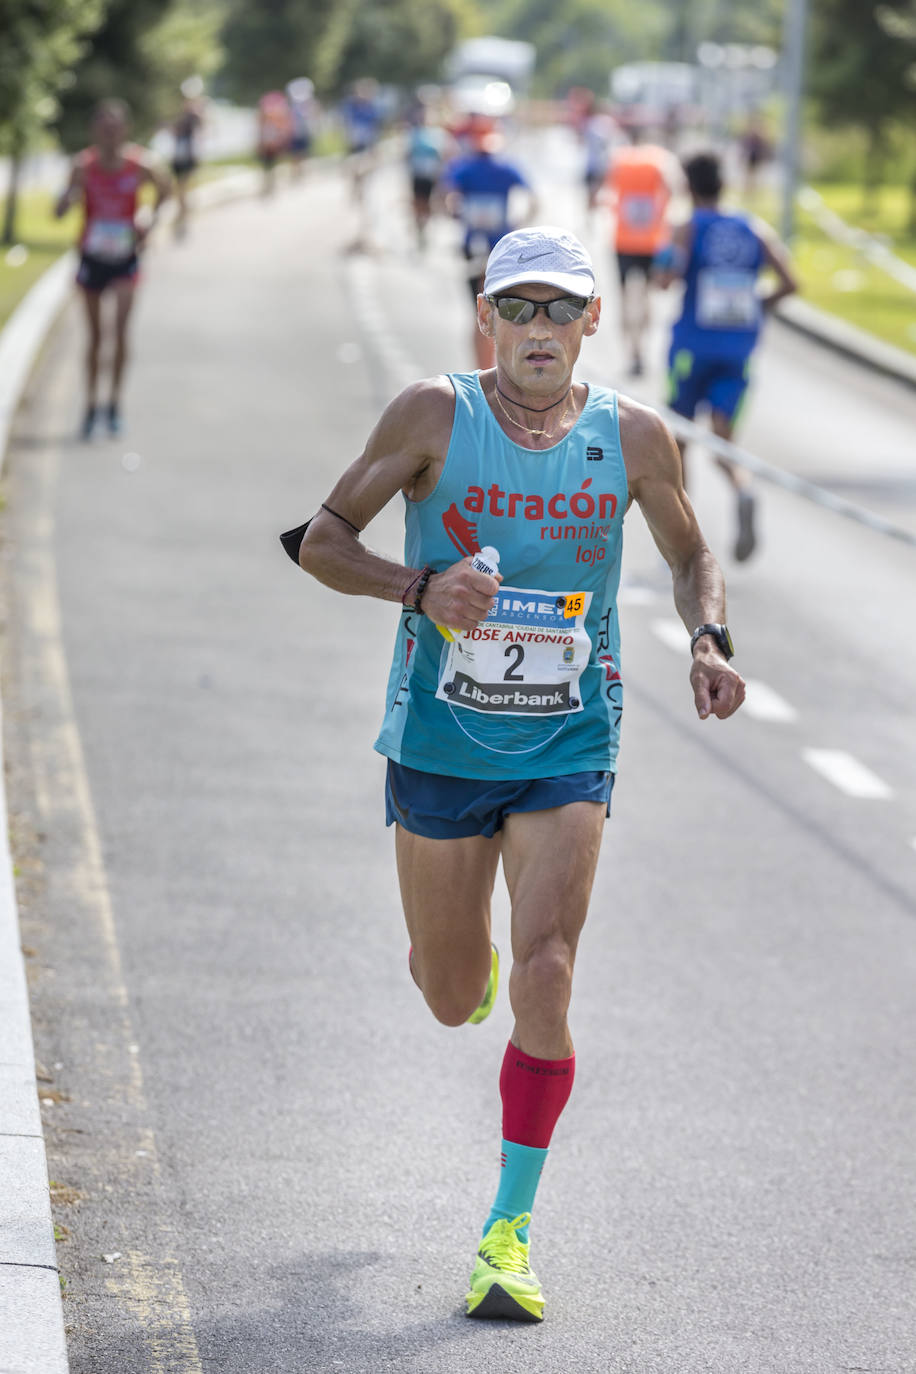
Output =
[{"x1": 445, "y1": 36, "x2": 536, "y2": 117}]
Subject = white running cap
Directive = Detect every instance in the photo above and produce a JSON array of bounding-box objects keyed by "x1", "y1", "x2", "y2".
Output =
[{"x1": 483, "y1": 226, "x2": 596, "y2": 298}]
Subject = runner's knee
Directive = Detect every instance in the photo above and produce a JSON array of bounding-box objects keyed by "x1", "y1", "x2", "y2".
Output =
[
  {"x1": 510, "y1": 937, "x2": 574, "y2": 1018},
  {"x1": 414, "y1": 951, "x2": 490, "y2": 1027}
]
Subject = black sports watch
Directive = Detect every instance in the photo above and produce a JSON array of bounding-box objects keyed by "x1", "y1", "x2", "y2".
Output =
[{"x1": 690, "y1": 623, "x2": 734, "y2": 661}]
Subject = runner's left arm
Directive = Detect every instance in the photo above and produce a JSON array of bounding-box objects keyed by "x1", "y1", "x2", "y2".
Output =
[
  {"x1": 754, "y1": 218, "x2": 799, "y2": 311},
  {"x1": 622, "y1": 399, "x2": 746, "y2": 721},
  {"x1": 136, "y1": 156, "x2": 172, "y2": 244}
]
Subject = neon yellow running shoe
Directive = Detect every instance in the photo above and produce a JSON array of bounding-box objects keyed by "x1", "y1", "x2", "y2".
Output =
[
  {"x1": 466, "y1": 943, "x2": 499, "y2": 1025},
  {"x1": 465, "y1": 1213, "x2": 544, "y2": 1321}
]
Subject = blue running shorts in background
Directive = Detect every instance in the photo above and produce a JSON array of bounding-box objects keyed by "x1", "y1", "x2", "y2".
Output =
[{"x1": 667, "y1": 347, "x2": 751, "y2": 422}]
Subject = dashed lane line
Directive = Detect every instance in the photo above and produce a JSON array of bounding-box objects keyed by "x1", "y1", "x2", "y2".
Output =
[
  {"x1": 741, "y1": 679, "x2": 799, "y2": 724},
  {"x1": 802, "y1": 749, "x2": 894, "y2": 800},
  {"x1": 651, "y1": 619, "x2": 799, "y2": 722}
]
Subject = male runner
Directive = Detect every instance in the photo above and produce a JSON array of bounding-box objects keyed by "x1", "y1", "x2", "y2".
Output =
[
  {"x1": 405, "y1": 104, "x2": 450, "y2": 250},
  {"x1": 604, "y1": 136, "x2": 679, "y2": 376},
  {"x1": 55, "y1": 99, "x2": 170, "y2": 439},
  {"x1": 656, "y1": 151, "x2": 798, "y2": 561},
  {"x1": 169, "y1": 86, "x2": 204, "y2": 237},
  {"x1": 286, "y1": 225, "x2": 745, "y2": 1322},
  {"x1": 442, "y1": 130, "x2": 535, "y2": 369}
]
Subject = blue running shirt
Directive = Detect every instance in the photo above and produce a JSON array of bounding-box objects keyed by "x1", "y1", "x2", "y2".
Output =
[
  {"x1": 671, "y1": 208, "x2": 765, "y2": 359},
  {"x1": 374, "y1": 374, "x2": 629, "y2": 780},
  {"x1": 443, "y1": 154, "x2": 529, "y2": 254}
]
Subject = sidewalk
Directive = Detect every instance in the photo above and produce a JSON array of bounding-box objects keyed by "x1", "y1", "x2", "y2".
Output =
[
  {"x1": 0, "y1": 167, "x2": 260, "y2": 1374},
  {"x1": 0, "y1": 165, "x2": 913, "y2": 1374}
]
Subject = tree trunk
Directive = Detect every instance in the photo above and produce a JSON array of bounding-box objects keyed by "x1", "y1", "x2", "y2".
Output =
[
  {"x1": 862, "y1": 123, "x2": 883, "y2": 221},
  {"x1": 1, "y1": 124, "x2": 26, "y2": 247}
]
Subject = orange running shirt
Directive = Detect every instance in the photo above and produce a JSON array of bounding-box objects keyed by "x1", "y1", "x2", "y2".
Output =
[{"x1": 607, "y1": 146, "x2": 672, "y2": 255}]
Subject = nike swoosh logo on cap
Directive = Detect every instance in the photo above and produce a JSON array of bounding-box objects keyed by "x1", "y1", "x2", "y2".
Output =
[{"x1": 516, "y1": 249, "x2": 551, "y2": 262}]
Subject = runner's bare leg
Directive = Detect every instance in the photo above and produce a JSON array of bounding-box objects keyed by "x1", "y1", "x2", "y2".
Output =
[
  {"x1": 110, "y1": 278, "x2": 137, "y2": 406},
  {"x1": 501, "y1": 802, "x2": 606, "y2": 1059},
  {"x1": 396, "y1": 827, "x2": 501, "y2": 1026}
]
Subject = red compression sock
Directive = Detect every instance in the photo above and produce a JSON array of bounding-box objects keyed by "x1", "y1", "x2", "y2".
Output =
[{"x1": 499, "y1": 1042, "x2": 576, "y2": 1149}]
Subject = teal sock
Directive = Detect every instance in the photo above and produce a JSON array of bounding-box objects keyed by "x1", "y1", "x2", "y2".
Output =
[{"x1": 483, "y1": 1140, "x2": 548, "y2": 1245}]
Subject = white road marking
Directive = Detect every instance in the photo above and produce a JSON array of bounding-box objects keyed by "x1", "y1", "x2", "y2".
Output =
[
  {"x1": 651, "y1": 618, "x2": 687, "y2": 653},
  {"x1": 802, "y1": 748, "x2": 893, "y2": 799},
  {"x1": 742, "y1": 679, "x2": 799, "y2": 723}
]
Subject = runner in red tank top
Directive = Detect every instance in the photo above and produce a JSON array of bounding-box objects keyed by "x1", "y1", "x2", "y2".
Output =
[{"x1": 55, "y1": 99, "x2": 170, "y2": 438}]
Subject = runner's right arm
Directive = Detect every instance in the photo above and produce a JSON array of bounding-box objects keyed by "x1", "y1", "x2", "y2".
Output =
[{"x1": 298, "y1": 378, "x2": 500, "y2": 632}]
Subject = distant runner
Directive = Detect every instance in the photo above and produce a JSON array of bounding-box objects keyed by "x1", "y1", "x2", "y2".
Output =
[
  {"x1": 405, "y1": 105, "x2": 450, "y2": 250},
  {"x1": 656, "y1": 151, "x2": 798, "y2": 561},
  {"x1": 55, "y1": 99, "x2": 170, "y2": 439},
  {"x1": 169, "y1": 86, "x2": 204, "y2": 237},
  {"x1": 443, "y1": 130, "x2": 535, "y2": 368},
  {"x1": 604, "y1": 138, "x2": 679, "y2": 376}
]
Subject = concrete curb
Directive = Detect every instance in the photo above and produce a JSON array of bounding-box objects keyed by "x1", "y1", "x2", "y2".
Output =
[
  {"x1": 0, "y1": 686, "x2": 69, "y2": 1371},
  {"x1": 775, "y1": 295, "x2": 916, "y2": 391}
]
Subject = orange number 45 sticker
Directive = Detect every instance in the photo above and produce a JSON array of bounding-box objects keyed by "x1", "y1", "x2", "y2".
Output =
[{"x1": 563, "y1": 592, "x2": 586, "y2": 619}]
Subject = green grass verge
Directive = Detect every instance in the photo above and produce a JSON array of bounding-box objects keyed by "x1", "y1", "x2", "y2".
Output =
[
  {"x1": 738, "y1": 181, "x2": 916, "y2": 357},
  {"x1": 0, "y1": 137, "x2": 345, "y2": 330},
  {"x1": 0, "y1": 190, "x2": 74, "y2": 329}
]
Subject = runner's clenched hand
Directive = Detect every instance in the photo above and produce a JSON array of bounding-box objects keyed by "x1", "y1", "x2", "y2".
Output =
[{"x1": 422, "y1": 558, "x2": 502, "y2": 634}]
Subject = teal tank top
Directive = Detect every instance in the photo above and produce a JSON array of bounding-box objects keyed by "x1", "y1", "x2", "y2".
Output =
[{"x1": 374, "y1": 372, "x2": 628, "y2": 779}]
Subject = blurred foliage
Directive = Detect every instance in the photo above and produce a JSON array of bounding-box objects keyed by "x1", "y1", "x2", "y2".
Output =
[
  {"x1": 665, "y1": 0, "x2": 783, "y2": 62},
  {"x1": 218, "y1": 0, "x2": 477, "y2": 101},
  {"x1": 0, "y1": 0, "x2": 107, "y2": 149},
  {"x1": 312, "y1": 0, "x2": 478, "y2": 95},
  {"x1": 217, "y1": 0, "x2": 335, "y2": 105},
  {"x1": 487, "y1": 0, "x2": 669, "y2": 96},
  {"x1": 809, "y1": 0, "x2": 916, "y2": 171},
  {"x1": 53, "y1": 0, "x2": 224, "y2": 149},
  {"x1": 809, "y1": 0, "x2": 916, "y2": 223}
]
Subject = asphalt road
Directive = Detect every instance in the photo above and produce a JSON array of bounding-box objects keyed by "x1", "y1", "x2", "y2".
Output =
[{"x1": 4, "y1": 136, "x2": 916, "y2": 1374}]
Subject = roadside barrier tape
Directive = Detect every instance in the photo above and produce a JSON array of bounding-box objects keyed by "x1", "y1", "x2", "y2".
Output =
[{"x1": 661, "y1": 405, "x2": 916, "y2": 549}]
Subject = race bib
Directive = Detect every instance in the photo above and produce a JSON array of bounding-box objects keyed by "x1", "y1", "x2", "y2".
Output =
[
  {"x1": 85, "y1": 219, "x2": 134, "y2": 262},
  {"x1": 621, "y1": 193, "x2": 656, "y2": 227},
  {"x1": 696, "y1": 269, "x2": 758, "y2": 328},
  {"x1": 436, "y1": 585, "x2": 593, "y2": 717},
  {"x1": 412, "y1": 153, "x2": 441, "y2": 179},
  {"x1": 464, "y1": 194, "x2": 506, "y2": 231}
]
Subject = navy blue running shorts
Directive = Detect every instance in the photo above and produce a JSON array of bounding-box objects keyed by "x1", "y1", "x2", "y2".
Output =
[{"x1": 385, "y1": 761, "x2": 615, "y2": 840}]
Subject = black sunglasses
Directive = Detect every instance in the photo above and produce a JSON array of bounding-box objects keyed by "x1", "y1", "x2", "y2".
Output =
[{"x1": 488, "y1": 294, "x2": 592, "y2": 325}]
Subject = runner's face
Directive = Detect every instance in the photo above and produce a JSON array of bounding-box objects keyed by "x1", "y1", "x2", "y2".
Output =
[
  {"x1": 92, "y1": 109, "x2": 127, "y2": 153},
  {"x1": 479, "y1": 283, "x2": 601, "y2": 396}
]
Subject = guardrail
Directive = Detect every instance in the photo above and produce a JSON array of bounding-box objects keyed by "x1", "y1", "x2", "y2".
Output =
[{"x1": 662, "y1": 404, "x2": 916, "y2": 549}]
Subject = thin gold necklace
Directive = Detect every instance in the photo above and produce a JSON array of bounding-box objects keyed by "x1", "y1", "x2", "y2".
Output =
[{"x1": 493, "y1": 387, "x2": 574, "y2": 439}]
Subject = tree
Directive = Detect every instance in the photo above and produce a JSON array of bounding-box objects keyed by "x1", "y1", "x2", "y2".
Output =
[
  {"x1": 218, "y1": 0, "x2": 337, "y2": 105},
  {"x1": 219, "y1": 0, "x2": 476, "y2": 103},
  {"x1": 53, "y1": 0, "x2": 224, "y2": 151},
  {"x1": 0, "y1": 0, "x2": 108, "y2": 242},
  {"x1": 809, "y1": 0, "x2": 916, "y2": 210},
  {"x1": 313, "y1": 0, "x2": 476, "y2": 94}
]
